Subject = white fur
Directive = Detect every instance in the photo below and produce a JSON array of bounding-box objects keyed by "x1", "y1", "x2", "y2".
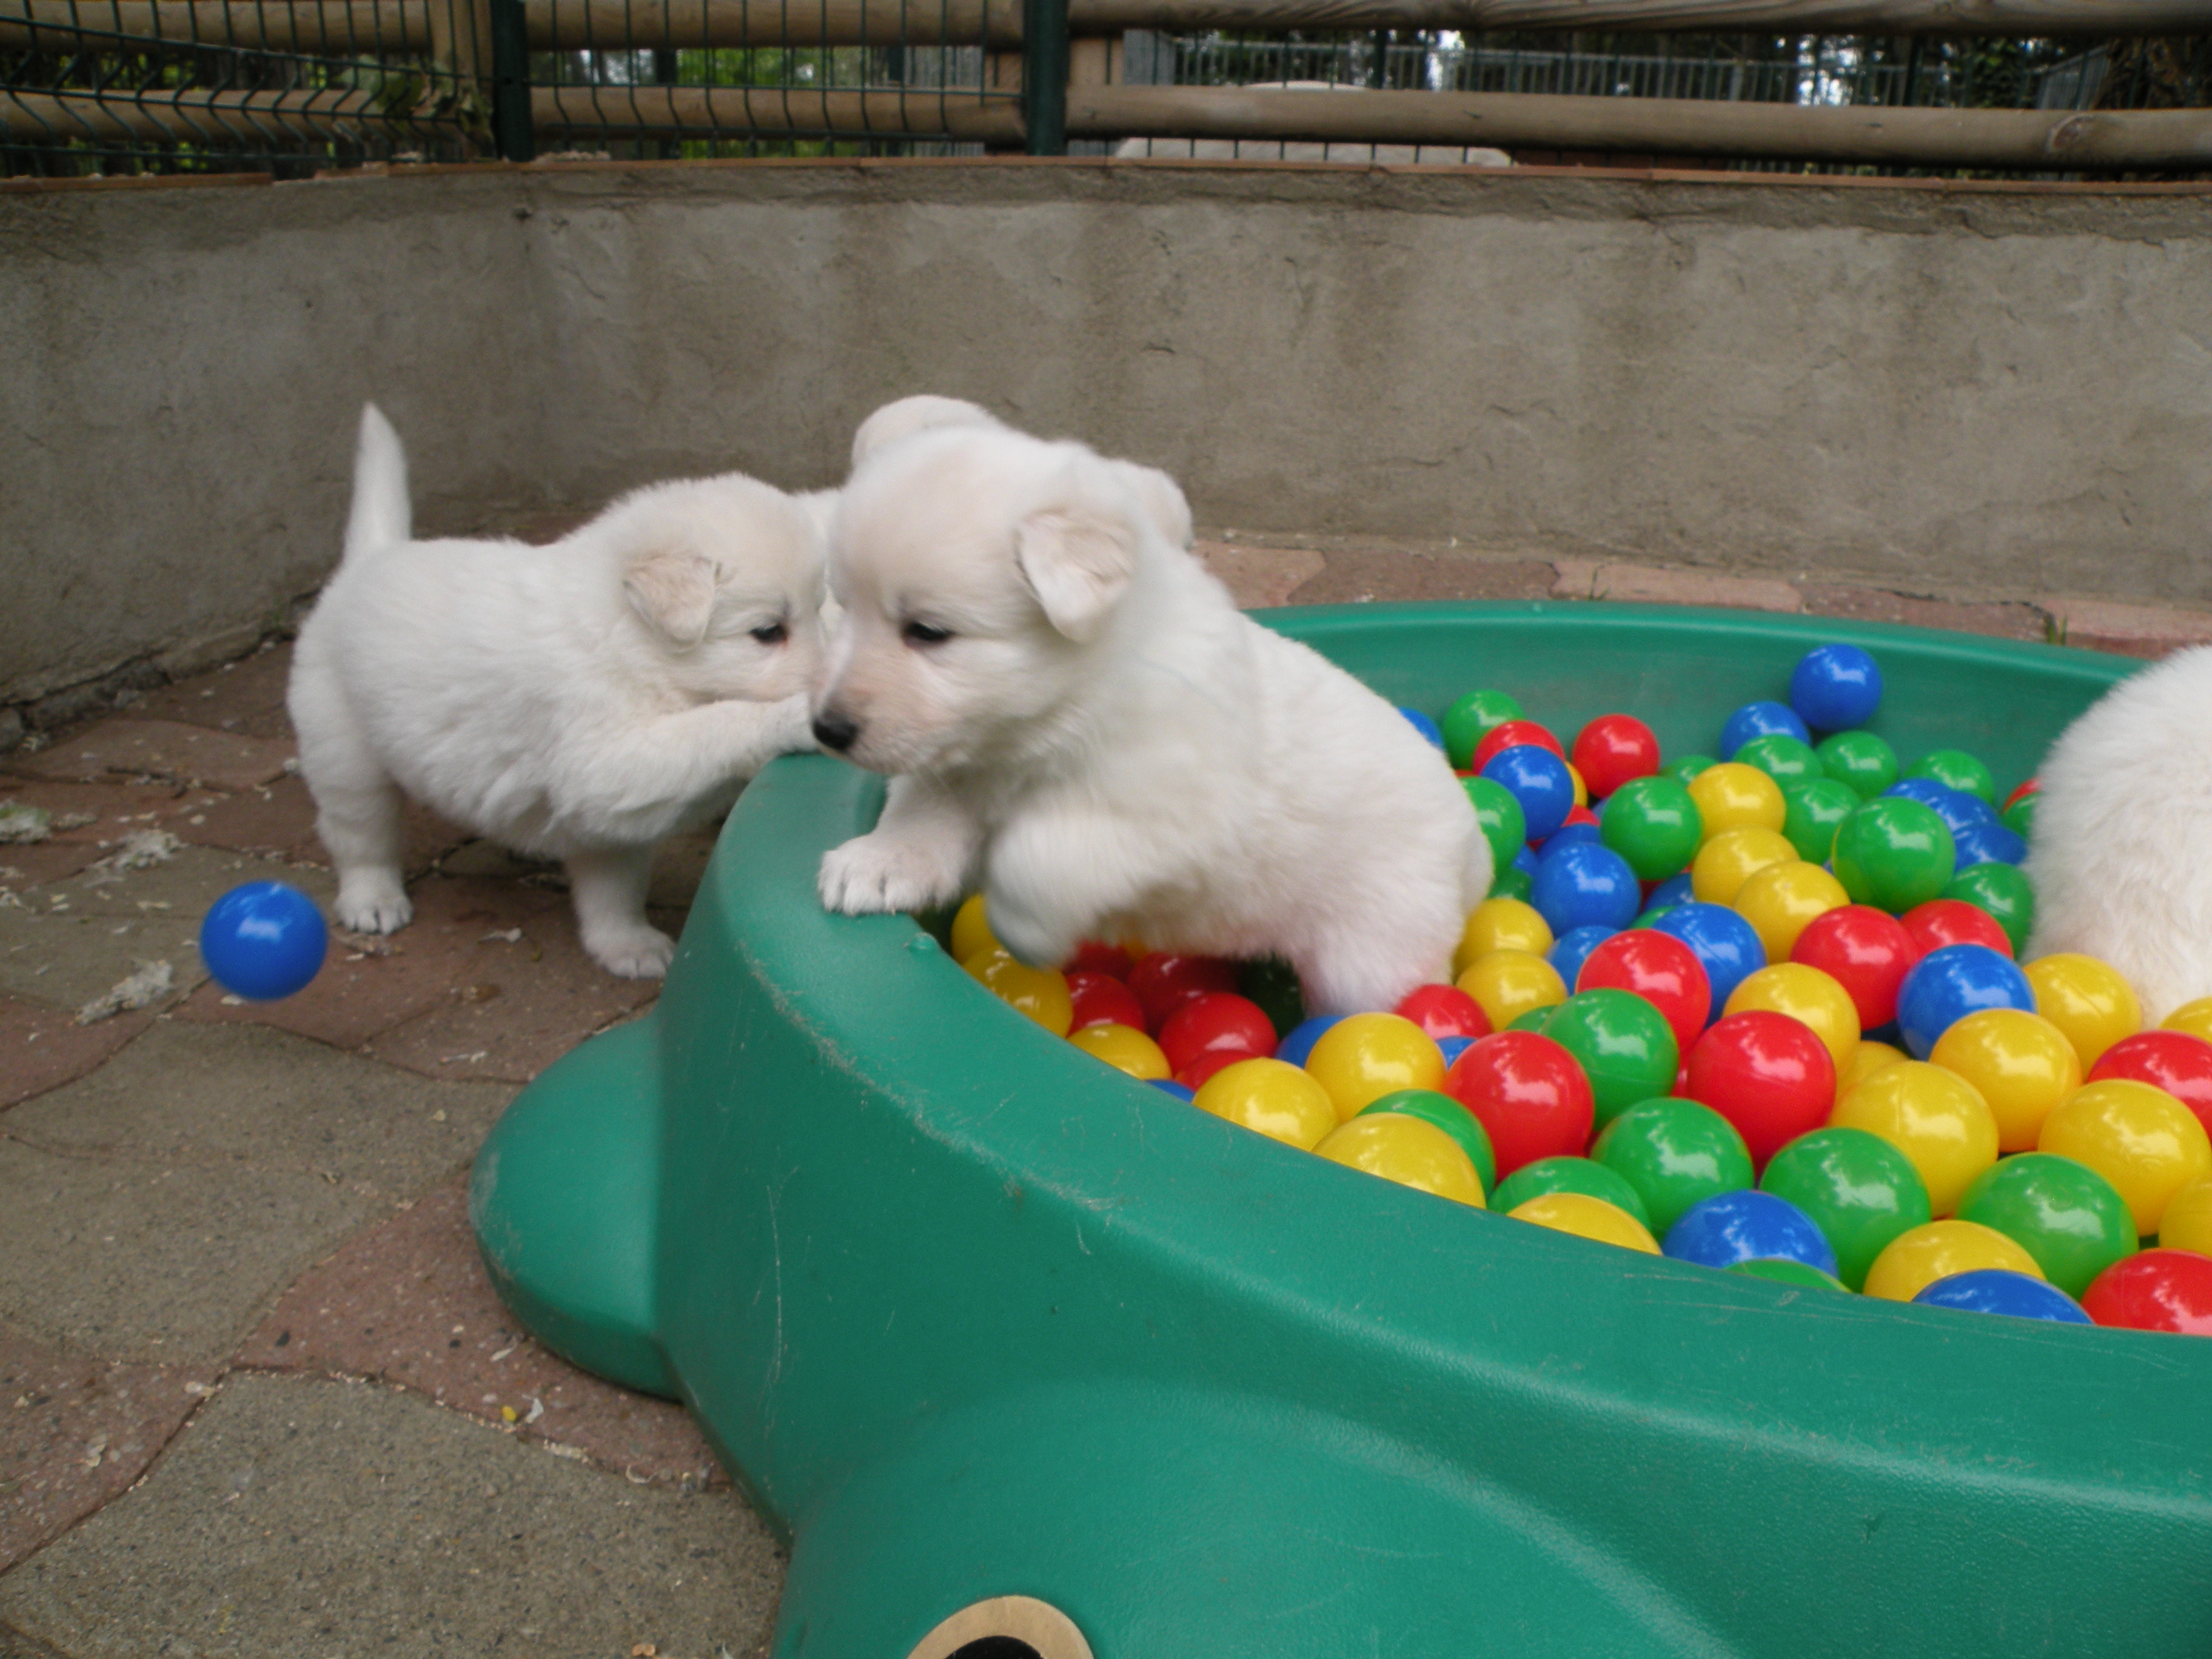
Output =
[
  {"x1": 2024, "y1": 646, "x2": 2212, "y2": 1019},
  {"x1": 289, "y1": 404, "x2": 824, "y2": 978},
  {"x1": 810, "y1": 425, "x2": 1489, "y2": 1014}
]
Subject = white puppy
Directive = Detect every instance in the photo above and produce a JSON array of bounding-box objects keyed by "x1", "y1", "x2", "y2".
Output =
[
  {"x1": 2023, "y1": 646, "x2": 2212, "y2": 1019},
  {"x1": 289, "y1": 405, "x2": 822, "y2": 977},
  {"x1": 809, "y1": 424, "x2": 1488, "y2": 1014}
]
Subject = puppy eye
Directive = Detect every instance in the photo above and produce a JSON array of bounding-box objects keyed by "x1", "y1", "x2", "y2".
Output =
[
  {"x1": 749, "y1": 622, "x2": 787, "y2": 644},
  {"x1": 902, "y1": 621, "x2": 953, "y2": 647}
]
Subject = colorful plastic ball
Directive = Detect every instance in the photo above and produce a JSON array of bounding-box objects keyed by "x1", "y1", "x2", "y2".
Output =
[
  {"x1": 1646, "y1": 872, "x2": 1695, "y2": 910},
  {"x1": 1831, "y1": 797, "x2": 1956, "y2": 914},
  {"x1": 1126, "y1": 953, "x2": 1241, "y2": 1030},
  {"x1": 2090, "y1": 1030, "x2": 2212, "y2": 1140},
  {"x1": 1683, "y1": 1010, "x2": 1837, "y2": 1168},
  {"x1": 2000, "y1": 790, "x2": 2037, "y2": 842},
  {"x1": 1660, "y1": 754, "x2": 1719, "y2": 788},
  {"x1": 1906, "y1": 748, "x2": 1997, "y2": 805},
  {"x1": 1546, "y1": 927, "x2": 1617, "y2": 995},
  {"x1": 1069, "y1": 1022, "x2": 1171, "y2": 1082},
  {"x1": 1863, "y1": 1219, "x2": 2044, "y2": 1303},
  {"x1": 1943, "y1": 862, "x2": 2036, "y2": 957},
  {"x1": 1400, "y1": 707, "x2": 1446, "y2": 750},
  {"x1": 1315, "y1": 1114, "x2": 1484, "y2": 1207},
  {"x1": 1885, "y1": 777, "x2": 1992, "y2": 838},
  {"x1": 1729, "y1": 1258, "x2": 1849, "y2": 1293},
  {"x1": 2080, "y1": 1250, "x2": 2212, "y2": 1335},
  {"x1": 1575, "y1": 928, "x2": 1712, "y2": 1057},
  {"x1": 1687, "y1": 763, "x2": 1787, "y2": 841},
  {"x1": 1565, "y1": 764, "x2": 1590, "y2": 809},
  {"x1": 1304, "y1": 1013, "x2": 1447, "y2": 1123},
  {"x1": 1463, "y1": 776, "x2": 1529, "y2": 883},
  {"x1": 1158, "y1": 993, "x2": 1277, "y2": 1078},
  {"x1": 1691, "y1": 826, "x2": 1798, "y2": 908},
  {"x1": 1900, "y1": 899, "x2": 2013, "y2": 959},
  {"x1": 1592, "y1": 1096, "x2": 1757, "y2": 1238},
  {"x1": 1491, "y1": 1155, "x2": 1652, "y2": 1229},
  {"x1": 1394, "y1": 983, "x2": 1493, "y2": 1043},
  {"x1": 1482, "y1": 745, "x2": 1577, "y2": 843},
  {"x1": 1956, "y1": 1151, "x2": 2137, "y2": 1299},
  {"x1": 1149, "y1": 1080, "x2": 1196, "y2": 1101},
  {"x1": 1442, "y1": 1031, "x2": 1597, "y2": 1180},
  {"x1": 950, "y1": 891, "x2": 1001, "y2": 965},
  {"x1": 2156, "y1": 1176, "x2": 2212, "y2": 1256},
  {"x1": 1359, "y1": 1088, "x2": 1497, "y2": 1195},
  {"x1": 1731, "y1": 860, "x2": 1849, "y2": 965},
  {"x1": 1789, "y1": 905, "x2": 1920, "y2": 1031},
  {"x1": 1066, "y1": 939, "x2": 1134, "y2": 979},
  {"x1": 2024, "y1": 953, "x2": 2143, "y2": 1071},
  {"x1": 1912, "y1": 1270, "x2": 2090, "y2": 1324},
  {"x1": 1951, "y1": 819, "x2": 2028, "y2": 871},
  {"x1": 1760, "y1": 1126, "x2": 1931, "y2": 1290},
  {"x1": 1598, "y1": 776, "x2": 1704, "y2": 882},
  {"x1": 1442, "y1": 688, "x2": 1526, "y2": 770},
  {"x1": 1065, "y1": 970, "x2": 1150, "y2": 1034},
  {"x1": 1508, "y1": 1191, "x2": 1658, "y2": 1253},
  {"x1": 1815, "y1": 729, "x2": 1899, "y2": 800},
  {"x1": 1538, "y1": 820, "x2": 1603, "y2": 857},
  {"x1": 1489, "y1": 865, "x2": 1533, "y2": 903},
  {"x1": 1777, "y1": 777, "x2": 1858, "y2": 866},
  {"x1": 1720, "y1": 699, "x2": 1811, "y2": 756},
  {"x1": 1663, "y1": 1188, "x2": 1839, "y2": 1276},
  {"x1": 2165, "y1": 998, "x2": 2212, "y2": 1045},
  {"x1": 965, "y1": 949, "x2": 1074, "y2": 1036},
  {"x1": 1455, "y1": 897, "x2": 1553, "y2": 976},
  {"x1": 1569, "y1": 714, "x2": 1661, "y2": 800},
  {"x1": 1840, "y1": 1039, "x2": 1907, "y2": 1092},
  {"x1": 1650, "y1": 902, "x2": 1768, "y2": 1011},
  {"x1": 1455, "y1": 949, "x2": 1568, "y2": 1034},
  {"x1": 1274, "y1": 1014, "x2": 1342, "y2": 1071},
  {"x1": 2039, "y1": 1079, "x2": 2212, "y2": 1237},
  {"x1": 1894, "y1": 944, "x2": 2036, "y2": 1059},
  {"x1": 1472, "y1": 718, "x2": 1565, "y2": 770},
  {"x1": 1723, "y1": 962, "x2": 1860, "y2": 1075},
  {"x1": 1929, "y1": 1008, "x2": 2083, "y2": 1152},
  {"x1": 1789, "y1": 642, "x2": 1883, "y2": 731},
  {"x1": 198, "y1": 881, "x2": 327, "y2": 1002},
  {"x1": 1530, "y1": 842, "x2": 1642, "y2": 936},
  {"x1": 1831, "y1": 1059, "x2": 1999, "y2": 1216},
  {"x1": 1732, "y1": 733, "x2": 1822, "y2": 793},
  {"x1": 1530, "y1": 988, "x2": 1680, "y2": 1128}
]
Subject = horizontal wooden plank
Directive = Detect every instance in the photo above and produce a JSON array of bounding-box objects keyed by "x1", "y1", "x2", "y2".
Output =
[
  {"x1": 0, "y1": 84, "x2": 402, "y2": 140},
  {"x1": 531, "y1": 82, "x2": 1024, "y2": 138}
]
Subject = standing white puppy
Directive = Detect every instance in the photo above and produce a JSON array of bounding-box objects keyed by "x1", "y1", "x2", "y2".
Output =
[
  {"x1": 2024, "y1": 648, "x2": 2212, "y2": 1018},
  {"x1": 289, "y1": 405, "x2": 822, "y2": 977},
  {"x1": 811, "y1": 424, "x2": 1488, "y2": 1014}
]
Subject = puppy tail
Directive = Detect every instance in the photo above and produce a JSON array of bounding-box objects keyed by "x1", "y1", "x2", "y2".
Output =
[{"x1": 343, "y1": 403, "x2": 412, "y2": 563}]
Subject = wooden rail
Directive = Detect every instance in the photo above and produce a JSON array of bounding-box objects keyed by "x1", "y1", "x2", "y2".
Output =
[
  {"x1": 0, "y1": 84, "x2": 394, "y2": 139},
  {"x1": 531, "y1": 82, "x2": 1025, "y2": 139}
]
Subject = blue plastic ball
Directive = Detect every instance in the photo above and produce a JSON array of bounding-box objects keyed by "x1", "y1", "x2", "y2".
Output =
[
  {"x1": 1400, "y1": 707, "x2": 1446, "y2": 751},
  {"x1": 1646, "y1": 872, "x2": 1695, "y2": 912},
  {"x1": 1529, "y1": 843, "x2": 1641, "y2": 936},
  {"x1": 1912, "y1": 1269, "x2": 2091, "y2": 1324},
  {"x1": 1481, "y1": 745, "x2": 1577, "y2": 843},
  {"x1": 1885, "y1": 778, "x2": 1994, "y2": 835},
  {"x1": 1789, "y1": 643, "x2": 1883, "y2": 732},
  {"x1": 1275, "y1": 1014, "x2": 1343, "y2": 1070},
  {"x1": 199, "y1": 880, "x2": 327, "y2": 1001},
  {"x1": 1436, "y1": 1036, "x2": 1478, "y2": 1068},
  {"x1": 1512, "y1": 845, "x2": 1541, "y2": 879},
  {"x1": 1547, "y1": 925, "x2": 1620, "y2": 993},
  {"x1": 1951, "y1": 818, "x2": 2028, "y2": 870},
  {"x1": 1537, "y1": 821, "x2": 1604, "y2": 857},
  {"x1": 1649, "y1": 901, "x2": 1768, "y2": 1013},
  {"x1": 1895, "y1": 944, "x2": 2036, "y2": 1058},
  {"x1": 1148, "y1": 1079, "x2": 1198, "y2": 1101},
  {"x1": 1720, "y1": 700, "x2": 1810, "y2": 757},
  {"x1": 1663, "y1": 1189, "x2": 1839, "y2": 1276}
]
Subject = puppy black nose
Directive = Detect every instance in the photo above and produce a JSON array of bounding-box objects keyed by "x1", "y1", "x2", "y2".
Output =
[{"x1": 813, "y1": 711, "x2": 859, "y2": 752}]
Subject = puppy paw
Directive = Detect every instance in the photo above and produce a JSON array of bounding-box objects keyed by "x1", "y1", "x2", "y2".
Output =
[
  {"x1": 819, "y1": 833, "x2": 962, "y2": 916},
  {"x1": 584, "y1": 923, "x2": 677, "y2": 979},
  {"x1": 334, "y1": 874, "x2": 413, "y2": 934}
]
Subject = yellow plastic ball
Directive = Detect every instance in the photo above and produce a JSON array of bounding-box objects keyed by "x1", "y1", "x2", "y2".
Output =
[
  {"x1": 963, "y1": 947, "x2": 1073, "y2": 1036},
  {"x1": 1509, "y1": 1191, "x2": 1660, "y2": 1253},
  {"x1": 1863, "y1": 1219, "x2": 2045, "y2": 1302},
  {"x1": 1687, "y1": 762, "x2": 1788, "y2": 840},
  {"x1": 1304, "y1": 1013, "x2": 1447, "y2": 1123},
  {"x1": 1691, "y1": 825, "x2": 1798, "y2": 907},
  {"x1": 1067, "y1": 1022, "x2": 1170, "y2": 1082},
  {"x1": 2158, "y1": 1176, "x2": 2212, "y2": 1256},
  {"x1": 1840, "y1": 1039, "x2": 1908, "y2": 1093},
  {"x1": 2160, "y1": 997, "x2": 2212, "y2": 1044},
  {"x1": 1567, "y1": 762, "x2": 1589, "y2": 809},
  {"x1": 1829, "y1": 1060, "x2": 1999, "y2": 1217},
  {"x1": 1731, "y1": 860, "x2": 1849, "y2": 964},
  {"x1": 1928, "y1": 1007, "x2": 2082, "y2": 1154},
  {"x1": 1726, "y1": 961, "x2": 1861, "y2": 1075},
  {"x1": 2024, "y1": 953, "x2": 2143, "y2": 1071},
  {"x1": 1314, "y1": 1114, "x2": 1484, "y2": 1207},
  {"x1": 1193, "y1": 1057, "x2": 1339, "y2": 1150},
  {"x1": 1455, "y1": 950, "x2": 1567, "y2": 1033},
  {"x1": 950, "y1": 893, "x2": 999, "y2": 966},
  {"x1": 1455, "y1": 898, "x2": 1553, "y2": 977},
  {"x1": 2039, "y1": 1078, "x2": 2212, "y2": 1237}
]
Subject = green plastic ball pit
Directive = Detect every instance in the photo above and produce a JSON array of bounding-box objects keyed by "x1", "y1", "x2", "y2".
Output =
[{"x1": 470, "y1": 602, "x2": 2212, "y2": 1659}]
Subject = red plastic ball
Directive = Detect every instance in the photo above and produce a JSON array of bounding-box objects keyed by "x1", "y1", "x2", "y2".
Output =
[
  {"x1": 2081, "y1": 1249, "x2": 2212, "y2": 1335},
  {"x1": 1441, "y1": 1031, "x2": 1595, "y2": 1179},
  {"x1": 1126, "y1": 953, "x2": 1241, "y2": 1030},
  {"x1": 1067, "y1": 971, "x2": 1147, "y2": 1033},
  {"x1": 1158, "y1": 992, "x2": 1279, "y2": 1077},
  {"x1": 1560, "y1": 805, "x2": 1601, "y2": 831},
  {"x1": 1470, "y1": 720, "x2": 1566, "y2": 773},
  {"x1": 2000, "y1": 777, "x2": 2040, "y2": 813},
  {"x1": 1570, "y1": 714, "x2": 1662, "y2": 801},
  {"x1": 1575, "y1": 929, "x2": 1712, "y2": 1056},
  {"x1": 1394, "y1": 983, "x2": 1493, "y2": 1042},
  {"x1": 1177, "y1": 1049, "x2": 1256, "y2": 1090},
  {"x1": 1681, "y1": 1011, "x2": 1837, "y2": 1170},
  {"x1": 1065, "y1": 939, "x2": 1133, "y2": 979},
  {"x1": 1789, "y1": 905, "x2": 1923, "y2": 1031},
  {"x1": 2089, "y1": 1030, "x2": 2212, "y2": 1140},
  {"x1": 1899, "y1": 899, "x2": 2013, "y2": 959}
]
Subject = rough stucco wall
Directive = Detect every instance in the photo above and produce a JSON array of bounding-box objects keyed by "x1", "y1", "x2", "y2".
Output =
[{"x1": 4, "y1": 161, "x2": 2210, "y2": 705}]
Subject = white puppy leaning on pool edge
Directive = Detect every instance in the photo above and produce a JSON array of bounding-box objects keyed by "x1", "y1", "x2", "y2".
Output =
[{"x1": 808, "y1": 421, "x2": 1490, "y2": 1014}]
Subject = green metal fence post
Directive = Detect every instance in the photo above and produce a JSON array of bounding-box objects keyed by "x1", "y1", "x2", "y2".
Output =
[
  {"x1": 1022, "y1": 0, "x2": 1068, "y2": 155},
  {"x1": 489, "y1": 0, "x2": 535, "y2": 162}
]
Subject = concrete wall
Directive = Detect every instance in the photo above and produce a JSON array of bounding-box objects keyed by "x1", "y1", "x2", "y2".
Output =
[{"x1": 5, "y1": 159, "x2": 2210, "y2": 709}]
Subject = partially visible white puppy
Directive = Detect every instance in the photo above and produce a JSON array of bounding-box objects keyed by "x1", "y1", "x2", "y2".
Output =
[
  {"x1": 2023, "y1": 647, "x2": 2212, "y2": 1018},
  {"x1": 289, "y1": 404, "x2": 822, "y2": 978},
  {"x1": 809, "y1": 424, "x2": 1487, "y2": 1014}
]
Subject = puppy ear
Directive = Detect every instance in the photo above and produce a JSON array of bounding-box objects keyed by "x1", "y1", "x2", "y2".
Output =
[
  {"x1": 624, "y1": 550, "x2": 719, "y2": 648},
  {"x1": 1112, "y1": 462, "x2": 1193, "y2": 551},
  {"x1": 1016, "y1": 506, "x2": 1136, "y2": 642}
]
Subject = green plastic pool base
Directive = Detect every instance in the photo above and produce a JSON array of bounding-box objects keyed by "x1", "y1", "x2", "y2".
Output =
[{"x1": 471, "y1": 603, "x2": 2212, "y2": 1659}]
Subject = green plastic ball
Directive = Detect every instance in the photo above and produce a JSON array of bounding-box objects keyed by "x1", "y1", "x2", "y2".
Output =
[
  {"x1": 1632, "y1": 904, "x2": 1680, "y2": 930},
  {"x1": 1532, "y1": 990, "x2": 1680, "y2": 1129},
  {"x1": 1944, "y1": 862, "x2": 2036, "y2": 957},
  {"x1": 1592, "y1": 1096, "x2": 1755, "y2": 1236},
  {"x1": 1957, "y1": 1152, "x2": 2137, "y2": 1300},
  {"x1": 1831, "y1": 797, "x2": 1956, "y2": 913},
  {"x1": 1360, "y1": 1088, "x2": 1498, "y2": 1196},
  {"x1": 1236, "y1": 956, "x2": 1307, "y2": 1039},
  {"x1": 1733, "y1": 733, "x2": 1822, "y2": 790},
  {"x1": 1779, "y1": 777, "x2": 1860, "y2": 866},
  {"x1": 1906, "y1": 748, "x2": 1997, "y2": 805},
  {"x1": 1815, "y1": 730, "x2": 1899, "y2": 800},
  {"x1": 2002, "y1": 791, "x2": 2037, "y2": 842},
  {"x1": 1507, "y1": 1005, "x2": 1552, "y2": 1033},
  {"x1": 1728, "y1": 1258, "x2": 1851, "y2": 1293},
  {"x1": 1490, "y1": 1155, "x2": 1652, "y2": 1229},
  {"x1": 1464, "y1": 776, "x2": 1527, "y2": 877},
  {"x1": 1759, "y1": 1127, "x2": 1931, "y2": 1291},
  {"x1": 1659, "y1": 754, "x2": 1718, "y2": 788},
  {"x1": 1598, "y1": 776, "x2": 1704, "y2": 882},
  {"x1": 1443, "y1": 689, "x2": 1526, "y2": 771},
  {"x1": 1490, "y1": 866, "x2": 1533, "y2": 903}
]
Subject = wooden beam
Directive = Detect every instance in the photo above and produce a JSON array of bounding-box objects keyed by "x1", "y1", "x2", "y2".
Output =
[
  {"x1": 530, "y1": 82, "x2": 1025, "y2": 141},
  {"x1": 1066, "y1": 0, "x2": 2212, "y2": 38},
  {"x1": 0, "y1": 1, "x2": 431, "y2": 52},
  {"x1": 0, "y1": 84, "x2": 400, "y2": 141}
]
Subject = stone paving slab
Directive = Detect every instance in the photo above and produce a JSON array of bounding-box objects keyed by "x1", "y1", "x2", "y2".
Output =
[
  {"x1": 0, "y1": 1373, "x2": 783, "y2": 1659},
  {"x1": 0, "y1": 998, "x2": 150, "y2": 1113},
  {"x1": 1290, "y1": 548, "x2": 1557, "y2": 607},
  {"x1": 6, "y1": 722, "x2": 295, "y2": 795},
  {"x1": 129, "y1": 643, "x2": 296, "y2": 743},
  {"x1": 1797, "y1": 583, "x2": 2049, "y2": 642}
]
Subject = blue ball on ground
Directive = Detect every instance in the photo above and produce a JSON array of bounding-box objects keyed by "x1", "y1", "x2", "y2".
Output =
[
  {"x1": 199, "y1": 880, "x2": 328, "y2": 1000},
  {"x1": 1894, "y1": 943, "x2": 2036, "y2": 1057},
  {"x1": 1482, "y1": 745, "x2": 1577, "y2": 842},
  {"x1": 1721, "y1": 700, "x2": 1810, "y2": 757},
  {"x1": 1789, "y1": 643, "x2": 1883, "y2": 732},
  {"x1": 1663, "y1": 1188, "x2": 1839, "y2": 1276},
  {"x1": 1912, "y1": 1269, "x2": 2091, "y2": 1324},
  {"x1": 1530, "y1": 843, "x2": 1641, "y2": 936},
  {"x1": 1649, "y1": 901, "x2": 1768, "y2": 1011}
]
